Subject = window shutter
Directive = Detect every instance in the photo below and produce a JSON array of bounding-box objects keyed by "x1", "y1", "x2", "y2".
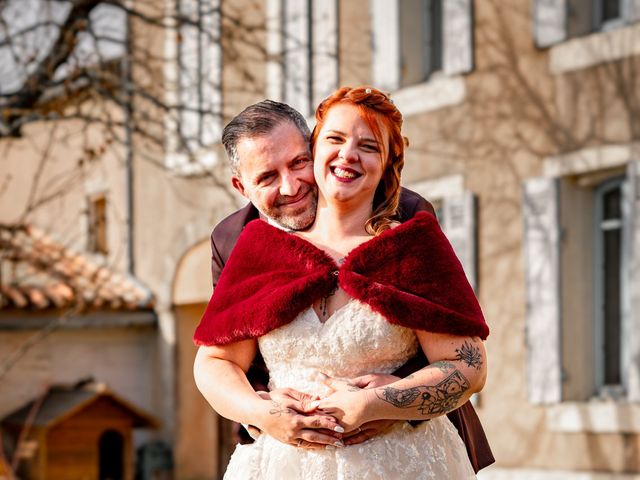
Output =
[
  {"x1": 311, "y1": 1, "x2": 338, "y2": 108},
  {"x1": 624, "y1": 160, "x2": 640, "y2": 401},
  {"x1": 198, "y1": 0, "x2": 222, "y2": 147},
  {"x1": 630, "y1": 0, "x2": 640, "y2": 22},
  {"x1": 178, "y1": 0, "x2": 202, "y2": 153},
  {"x1": 283, "y1": 0, "x2": 311, "y2": 116},
  {"x1": 266, "y1": 0, "x2": 284, "y2": 101},
  {"x1": 370, "y1": 0, "x2": 400, "y2": 91},
  {"x1": 533, "y1": 0, "x2": 567, "y2": 48},
  {"x1": 443, "y1": 0, "x2": 474, "y2": 75},
  {"x1": 523, "y1": 177, "x2": 562, "y2": 404},
  {"x1": 442, "y1": 191, "x2": 477, "y2": 291}
]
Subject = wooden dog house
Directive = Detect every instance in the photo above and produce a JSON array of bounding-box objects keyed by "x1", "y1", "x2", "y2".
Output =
[{"x1": 1, "y1": 382, "x2": 159, "y2": 480}]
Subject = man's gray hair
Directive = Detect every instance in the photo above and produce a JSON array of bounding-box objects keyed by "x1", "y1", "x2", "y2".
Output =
[{"x1": 222, "y1": 100, "x2": 311, "y2": 173}]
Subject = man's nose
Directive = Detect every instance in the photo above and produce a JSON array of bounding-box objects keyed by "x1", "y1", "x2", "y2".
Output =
[{"x1": 279, "y1": 172, "x2": 300, "y2": 197}]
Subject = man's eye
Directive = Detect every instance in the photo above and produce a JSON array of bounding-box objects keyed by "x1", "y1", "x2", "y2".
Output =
[
  {"x1": 258, "y1": 174, "x2": 275, "y2": 185},
  {"x1": 293, "y1": 158, "x2": 310, "y2": 168}
]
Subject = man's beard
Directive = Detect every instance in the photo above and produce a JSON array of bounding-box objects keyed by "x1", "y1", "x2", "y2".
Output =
[{"x1": 262, "y1": 185, "x2": 318, "y2": 231}]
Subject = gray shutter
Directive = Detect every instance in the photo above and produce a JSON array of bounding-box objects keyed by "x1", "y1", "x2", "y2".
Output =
[
  {"x1": 624, "y1": 161, "x2": 640, "y2": 401},
  {"x1": 283, "y1": 0, "x2": 311, "y2": 116},
  {"x1": 311, "y1": 0, "x2": 338, "y2": 108},
  {"x1": 442, "y1": 191, "x2": 477, "y2": 291},
  {"x1": 443, "y1": 0, "x2": 474, "y2": 75},
  {"x1": 370, "y1": 0, "x2": 400, "y2": 91},
  {"x1": 266, "y1": 0, "x2": 284, "y2": 101},
  {"x1": 523, "y1": 177, "x2": 562, "y2": 404},
  {"x1": 533, "y1": 0, "x2": 567, "y2": 48},
  {"x1": 629, "y1": 0, "x2": 640, "y2": 22}
]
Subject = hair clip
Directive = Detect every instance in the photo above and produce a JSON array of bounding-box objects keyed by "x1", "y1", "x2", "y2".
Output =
[{"x1": 365, "y1": 88, "x2": 372, "y2": 94}]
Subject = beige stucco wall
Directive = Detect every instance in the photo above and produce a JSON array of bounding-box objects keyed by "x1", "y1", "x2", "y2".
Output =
[
  {"x1": 4, "y1": 0, "x2": 640, "y2": 476},
  {"x1": 0, "y1": 114, "x2": 130, "y2": 274},
  {"x1": 0, "y1": 323, "x2": 158, "y2": 426},
  {"x1": 174, "y1": 303, "x2": 220, "y2": 480},
  {"x1": 338, "y1": 0, "x2": 640, "y2": 474}
]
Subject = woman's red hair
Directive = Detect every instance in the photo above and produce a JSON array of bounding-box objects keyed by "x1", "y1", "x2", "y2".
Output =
[{"x1": 311, "y1": 86, "x2": 406, "y2": 235}]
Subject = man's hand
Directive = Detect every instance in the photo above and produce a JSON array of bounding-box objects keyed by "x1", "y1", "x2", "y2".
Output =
[
  {"x1": 342, "y1": 419, "x2": 397, "y2": 445},
  {"x1": 254, "y1": 388, "x2": 345, "y2": 449},
  {"x1": 350, "y1": 373, "x2": 401, "y2": 389}
]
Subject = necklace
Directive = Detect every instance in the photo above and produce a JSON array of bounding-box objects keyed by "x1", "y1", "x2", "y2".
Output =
[{"x1": 318, "y1": 257, "x2": 345, "y2": 319}]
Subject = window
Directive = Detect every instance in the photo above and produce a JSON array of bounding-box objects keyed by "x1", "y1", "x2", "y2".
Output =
[
  {"x1": 88, "y1": 195, "x2": 108, "y2": 255},
  {"x1": 166, "y1": 0, "x2": 222, "y2": 170},
  {"x1": 370, "y1": 0, "x2": 472, "y2": 113},
  {"x1": 399, "y1": 0, "x2": 443, "y2": 87},
  {"x1": 536, "y1": 0, "x2": 638, "y2": 47},
  {"x1": 594, "y1": 176, "x2": 625, "y2": 396},
  {"x1": 523, "y1": 160, "x2": 640, "y2": 404},
  {"x1": 593, "y1": 0, "x2": 626, "y2": 30}
]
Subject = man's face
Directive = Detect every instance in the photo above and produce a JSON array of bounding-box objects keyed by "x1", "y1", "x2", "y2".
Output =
[{"x1": 231, "y1": 121, "x2": 318, "y2": 230}]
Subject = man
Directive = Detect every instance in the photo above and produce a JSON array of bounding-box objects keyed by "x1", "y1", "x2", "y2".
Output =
[{"x1": 204, "y1": 100, "x2": 493, "y2": 472}]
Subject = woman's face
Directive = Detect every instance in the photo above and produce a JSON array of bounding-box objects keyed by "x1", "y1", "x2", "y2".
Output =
[{"x1": 313, "y1": 103, "x2": 388, "y2": 208}]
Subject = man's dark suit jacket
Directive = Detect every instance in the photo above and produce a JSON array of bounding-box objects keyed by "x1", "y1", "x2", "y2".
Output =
[{"x1": 209, "y1": 187, "x2": 494, "y2": 473}]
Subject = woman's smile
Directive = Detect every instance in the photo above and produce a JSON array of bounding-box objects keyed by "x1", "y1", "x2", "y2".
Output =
[{"x1": 330, "y1": 165, "x2": 362, "y2": 182}]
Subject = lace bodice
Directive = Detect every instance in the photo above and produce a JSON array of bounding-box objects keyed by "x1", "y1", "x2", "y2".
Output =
[
  {"x1": 258, "y1": 299, "x2": 419, "y2": 397},
  {"x1": 226, "y1": 298, "x2": 476, "y2": 479}
]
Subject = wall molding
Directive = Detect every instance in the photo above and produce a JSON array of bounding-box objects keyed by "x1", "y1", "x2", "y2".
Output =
[
  {"x1": 550, "y1": 22, "x2": 640, "y2": 74},
  {"x1": 391, "y1": 76, "x2": 466, "y2": 117},
  {"x1": 545, "y1": 401, "x2": 640, "y2": 433},
  {"x1": 543, "y1": 143, "x2": 640, "y2": 178}
]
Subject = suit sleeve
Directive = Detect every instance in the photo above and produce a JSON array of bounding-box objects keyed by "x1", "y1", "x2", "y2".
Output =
[
  {"x1": 414, "y1": 195, "x2": 436, "y2": 217},
  {"x1": 211, "y1": 230, "x2": 225, "y2": 288},
  {"x1": 399, "y1": 187, "x2": 437, "y2": 221}
]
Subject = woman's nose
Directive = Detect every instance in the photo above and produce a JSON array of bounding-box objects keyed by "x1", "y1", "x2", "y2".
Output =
[{"x1": 339, "y1": 142, "x2": 358, "y2": 162}]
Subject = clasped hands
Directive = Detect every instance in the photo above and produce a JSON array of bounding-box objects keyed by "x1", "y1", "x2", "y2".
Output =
[{"x1": 254, "y1": 373, "x2": 399, "y2": 450}]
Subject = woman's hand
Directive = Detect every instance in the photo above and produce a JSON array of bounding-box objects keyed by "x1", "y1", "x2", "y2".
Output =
[
  {"x1": 335, "y1": 374, "x2": 403, "y2": 444},
  {"x1": 312, "y1": 378, "x2": 375, "y2": 432}
]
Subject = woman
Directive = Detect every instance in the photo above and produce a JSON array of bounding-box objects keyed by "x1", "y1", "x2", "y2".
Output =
[{"x1": 194, "y1": 86, "x2": 488, "y2": 479}]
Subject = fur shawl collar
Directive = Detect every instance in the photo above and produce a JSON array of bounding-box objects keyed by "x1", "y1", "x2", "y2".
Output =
[{"x1": 194, "y1": 212, "x2": 489, "y2": 346}]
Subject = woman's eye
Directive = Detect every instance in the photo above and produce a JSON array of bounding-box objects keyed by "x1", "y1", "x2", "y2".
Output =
[{"x1": 362, "y1": 144, "x2": 380, "y2": 152}]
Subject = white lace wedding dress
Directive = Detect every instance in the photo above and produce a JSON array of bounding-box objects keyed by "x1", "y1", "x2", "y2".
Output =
[{"x1": 224, "y1": 299, "x2": 476, "y2": 479}]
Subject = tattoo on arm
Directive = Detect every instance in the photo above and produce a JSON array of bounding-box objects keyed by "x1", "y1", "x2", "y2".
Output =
[
  {"x1": 376, "y1": 370, "x2": 470, "y2": 416},
  {"x1": 454, "y1": 340, "x2": 484, "y2": 370},
  {"x1": 269, "y1": 401, "x2": 294, "y2": 417},
  {"x1": 430, "y1": 361, "x2": 456, "y2": 373}
]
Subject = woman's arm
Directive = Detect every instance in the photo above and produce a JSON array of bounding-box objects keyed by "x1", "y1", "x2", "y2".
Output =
[
  {"x1": 315, "y1": 331, "x2": 487, "y2": 431},
  {"x1": 193, "y1": 340, "x2": 344, "y2": 447}
]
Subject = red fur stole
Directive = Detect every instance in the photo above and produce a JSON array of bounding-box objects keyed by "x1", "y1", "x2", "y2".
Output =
[{"x1": 194, "y1": 212, "x2": 489, "y2": 346}]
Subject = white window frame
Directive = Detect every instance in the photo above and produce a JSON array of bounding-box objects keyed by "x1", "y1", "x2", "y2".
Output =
[
  {"x1": 164, "y1": 0, "x2": 222, "y2": 174},
  {"x1": 370, "y1": 0, "x2": 472, "y2": 116}
]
